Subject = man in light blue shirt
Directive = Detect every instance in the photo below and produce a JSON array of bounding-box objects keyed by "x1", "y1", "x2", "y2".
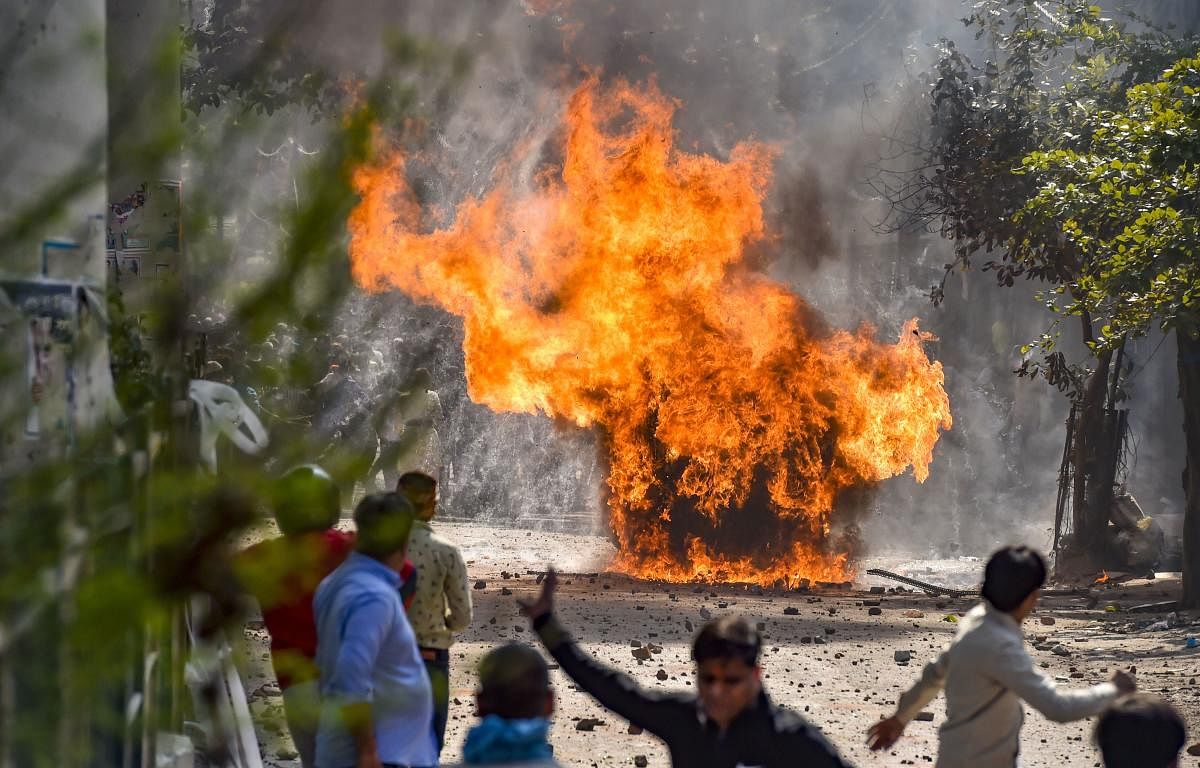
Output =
[{"x1": 314, "y1": 492, "x2": 436, "y2": 768}]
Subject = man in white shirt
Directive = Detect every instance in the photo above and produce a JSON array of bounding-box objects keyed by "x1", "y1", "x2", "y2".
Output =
[
  {"x1": 867, "y1": 546, "x2": 1136, "y2": 768},
  {"x1": 397, "y1": 471, "x2": 473, "y2": 756}
]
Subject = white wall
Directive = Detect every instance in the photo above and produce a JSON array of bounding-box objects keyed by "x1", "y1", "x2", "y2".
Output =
[{"x1": 0, "y1": 0, "x2": 108, "y2": 283}]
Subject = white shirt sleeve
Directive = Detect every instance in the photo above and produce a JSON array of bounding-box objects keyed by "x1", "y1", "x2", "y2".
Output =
[
  {"x1": 442, "y1": 545, "x2": 473, "y2": 634},
  {"x1": 895, "y1": 646, "x2": 950, "y2": 724},
  {"x1": 989, "y1": 643, "x2": 1117, "y2": 722}
]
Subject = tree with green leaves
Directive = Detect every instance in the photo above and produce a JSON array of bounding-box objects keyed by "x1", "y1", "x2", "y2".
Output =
[
  {"x1": 1015, "y1": 54, "x2": 1199, "y2": 605},
  {"x1": 873, "y1": 0, "x2": 1199, "y2": 604}
]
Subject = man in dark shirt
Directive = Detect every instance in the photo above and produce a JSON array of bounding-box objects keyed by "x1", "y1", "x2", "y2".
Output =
[
  {"x1": 520, "y1": 570, "x2": 854, "y2": 768},
  {"x1": 1095, "y1": 693, "x2": 1186, "y2": 768}
]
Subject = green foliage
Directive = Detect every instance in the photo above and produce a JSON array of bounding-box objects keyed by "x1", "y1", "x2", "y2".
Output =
[
  {"x1": 886, "y1": 0, "x2": 1199, "y2": 391},
  {"x1": 107, "y1": 289, "x2": 157, "y2": 411},
  {"x1": 1016, "y1": 56, "x2": 1200, "y2": 349},
  {"x1": 1, "y1": 7, "x2": 471, "y2": 763}
]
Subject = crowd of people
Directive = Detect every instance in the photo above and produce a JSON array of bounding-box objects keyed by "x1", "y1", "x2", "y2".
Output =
[
  {"x1": 193, "y1": 310, "x2": 447, "y2": 500},
  {"x1": 237, "y1": 466, "x2": 1189, "y2": 768}
]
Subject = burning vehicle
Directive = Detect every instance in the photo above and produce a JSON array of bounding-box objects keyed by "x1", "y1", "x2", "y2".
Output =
[{"x1": 348, "y1": 77, "x2": 952, "y2": 586}]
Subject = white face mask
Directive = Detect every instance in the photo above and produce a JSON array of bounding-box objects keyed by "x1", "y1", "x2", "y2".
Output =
[{"x1": 188, "y1": 379, "x2": 269, "y2": 472}]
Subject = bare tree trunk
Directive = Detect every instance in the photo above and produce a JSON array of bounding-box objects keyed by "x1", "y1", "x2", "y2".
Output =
[
  {"x1": 1071, "y1": 346, "x2": 1113, "y2": 555},
  {"x1": 1178, "y1": 327, "x2": 1200, "y2": 609}
]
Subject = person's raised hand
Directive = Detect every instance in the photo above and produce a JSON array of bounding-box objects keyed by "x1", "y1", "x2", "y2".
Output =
[
  {"x1": 866, "y1": 715, "x2": 906, "y2": 751},
  {"x1": 518, "y1": 567, "x2": 558, "y2": 621},
  {"x1": 1111, "y1": 669, "x2": 1136, "y2": 694}
]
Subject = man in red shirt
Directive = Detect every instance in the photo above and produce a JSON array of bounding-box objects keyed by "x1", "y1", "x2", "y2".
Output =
[
  {"x1": 236, "y1": 466, "x2": 353, "y2": 767},
  {"x1": 238, "y1": 465, "x2": 419, "y2": 767}
]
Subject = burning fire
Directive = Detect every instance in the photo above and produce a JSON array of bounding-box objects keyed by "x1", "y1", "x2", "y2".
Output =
[
  {"x1": 348, "y1": 76, "x2": 952, "y2": 585},
  {"x1": 1095, "y1": 571, "x2": 1111, "y2": 584}
]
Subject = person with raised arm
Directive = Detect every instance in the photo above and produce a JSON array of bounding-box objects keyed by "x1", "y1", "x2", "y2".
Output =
[
  {"x1": 867, "y1": 546, "x2": 1136, "y2": 768},
  {"x1": 521, "y1": 569, "x2": 853, "y2": 768}
]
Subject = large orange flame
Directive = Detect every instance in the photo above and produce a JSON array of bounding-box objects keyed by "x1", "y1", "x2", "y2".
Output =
[{"x1": 349, "y1": 76, "x2": 952, "y2": 585}]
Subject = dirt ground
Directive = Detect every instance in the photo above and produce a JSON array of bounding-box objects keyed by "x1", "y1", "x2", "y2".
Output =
[{"x1": 238, "y1": 522, "x2": 1200, "y2": 767}]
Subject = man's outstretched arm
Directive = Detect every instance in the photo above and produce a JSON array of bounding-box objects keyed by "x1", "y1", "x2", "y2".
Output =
[
  {"x1": 522, "y1": 570, "x2": 682, "y2": 736},
  {"x1": 993, "y1": 645, "x2": 1130, "y2": 722},
  {"x1": 867, "y1": 646, "x2": 949, "y2": 752}
]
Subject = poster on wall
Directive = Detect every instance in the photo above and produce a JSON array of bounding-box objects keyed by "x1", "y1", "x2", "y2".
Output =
[
  {"x1": 106, "y1": 179, "x2": 181, "y2": 284},
  {"x1": 3, "y1": 280, "x2": 76, "y2": 440},
  {"x1": 0, "y1": 277, "x2": 120, "y2": 457}
]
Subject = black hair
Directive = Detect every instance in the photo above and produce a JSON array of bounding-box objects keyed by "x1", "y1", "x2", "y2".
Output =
[
  {"x1": 691, "y1": 615, "x2": 761, "y2": 667},
  {"x1": 353, "y1": 492, "x2": 415, "y2": 560},
  {"x1": 272, "y1": 464, "x2": 340, "y2": 535},
  {"x1": 397, "y1": 472, "x2": 437, "y2": 517},
  {"x1": 397, "y1": 471, "x2": 437, "y2": 496},
  {"x1": 981, "y1": 546, "x2": 1047, "y2": 612},
  {"x1": 1096, "y1": 694, "x2": 1186, "y2": 768},
  {"x1": 476, "y1": 643, "x2": 551, "y2": 719}
]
